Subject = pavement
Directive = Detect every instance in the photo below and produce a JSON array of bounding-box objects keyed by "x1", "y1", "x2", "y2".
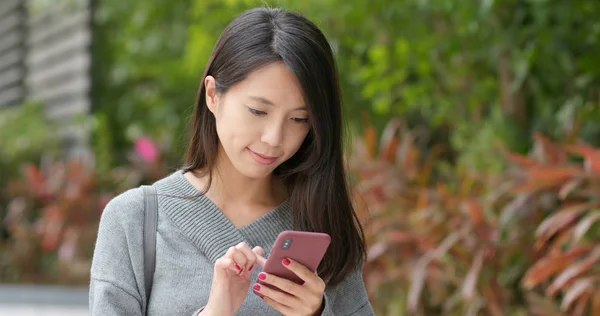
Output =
[
  {"x1": 0, "y1": 306, "x2": 88, "y2": 316},
  {"x1": 0, "y1": 284, "x2": 88, "y2": 316}
]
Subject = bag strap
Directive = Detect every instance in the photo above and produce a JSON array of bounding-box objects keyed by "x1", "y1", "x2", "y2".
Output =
[{"x1": 142, "y1": 185, "x2": 158, "y2": 312}]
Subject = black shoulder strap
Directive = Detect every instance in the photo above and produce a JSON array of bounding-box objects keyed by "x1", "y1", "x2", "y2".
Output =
[{"x1": 142, "y1": 185, "x2": 158, "y2": 312}]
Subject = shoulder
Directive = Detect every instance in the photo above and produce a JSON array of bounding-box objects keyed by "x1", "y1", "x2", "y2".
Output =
[
  {"x1": 98, "y1": 187, "x2": 146, "y2": 233},
  {"x1": 98, "y1": 170, "x2": 188, "y2": 232},
  {"x1": 91, "y1": 187, "x2": 147, "y2": 277},
  {"x1": 91, "y1": 187, "x2": 152, "y2": 301},
  {"x1": 103, "y1": 187, "x2": 145, "y2": 217}
]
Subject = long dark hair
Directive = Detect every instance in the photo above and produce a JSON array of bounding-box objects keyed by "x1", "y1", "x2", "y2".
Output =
[{"x1": 183, "y1": 7, "x2": 366, "y2": 286}]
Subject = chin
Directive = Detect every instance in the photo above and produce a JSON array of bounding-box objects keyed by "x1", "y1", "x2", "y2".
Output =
[
  {"x1": 237, "y1": 165, "x2": 276, "y2": 179},
  {"x1": 242, "y1": 170, "x2": 273, "y2": 179}
]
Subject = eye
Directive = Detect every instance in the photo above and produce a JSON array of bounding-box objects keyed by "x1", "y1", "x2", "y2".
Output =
[
  {"x1": 291, "y1": 117, "x2": 309, "y2": 124},
  {"x1": 247, "y1": 106, "x2": 266, "y2": 116}
]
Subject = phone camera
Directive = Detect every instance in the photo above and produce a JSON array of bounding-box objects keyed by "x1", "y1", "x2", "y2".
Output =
[{"x1": 282, "y1": 238, "x2": 292, "y2": 249}]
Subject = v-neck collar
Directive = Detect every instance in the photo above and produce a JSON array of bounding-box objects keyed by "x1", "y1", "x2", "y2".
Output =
[{"x1": 157, "y1": 170, "x2": 291, "y2": 263}]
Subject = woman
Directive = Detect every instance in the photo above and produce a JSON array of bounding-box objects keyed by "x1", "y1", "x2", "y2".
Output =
[{"x1": 90, "y1": 7, "x2": 374, "y2": 316}]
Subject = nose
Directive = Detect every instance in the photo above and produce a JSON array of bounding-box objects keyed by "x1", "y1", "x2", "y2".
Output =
[{"x1": 261, "y1": 121, "x2": 284, "y2": 147}]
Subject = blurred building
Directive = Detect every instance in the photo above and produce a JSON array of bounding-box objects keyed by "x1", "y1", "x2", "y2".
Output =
[{"x1": 0, "y1": 0, "x2": 92, "y2": 157}]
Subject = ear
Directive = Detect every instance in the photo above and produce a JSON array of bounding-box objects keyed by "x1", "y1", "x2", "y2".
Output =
[{"x1": 204, "y1": 75, "x2": 219, "y2": 114}]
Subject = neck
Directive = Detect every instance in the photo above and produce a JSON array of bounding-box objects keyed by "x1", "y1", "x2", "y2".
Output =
[{"x1": 193, "y1": 146, "x2": 285, "y2": 208}]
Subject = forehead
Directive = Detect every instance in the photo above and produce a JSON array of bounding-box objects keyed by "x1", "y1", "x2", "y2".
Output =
[{"x1": 227, "y1": 62, "x2": 307, "y2": 109}]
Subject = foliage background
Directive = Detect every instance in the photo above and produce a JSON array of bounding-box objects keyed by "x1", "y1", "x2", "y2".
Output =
[
  {"x1": 92, "y1": 0, "x2": 600, "y2": 174},
  {"x1": 1, "y1": 0, "x2": 599, "y2": 315}
]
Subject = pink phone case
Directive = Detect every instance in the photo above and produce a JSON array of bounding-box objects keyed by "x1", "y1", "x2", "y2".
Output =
[{"x1": 256, "y1": 230, "x2": 330, "y2": 294}]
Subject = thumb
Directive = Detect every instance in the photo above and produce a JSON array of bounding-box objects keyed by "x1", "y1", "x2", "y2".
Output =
[{"x1": 252, "y1": 246, "x2": 267, "y2": 267}]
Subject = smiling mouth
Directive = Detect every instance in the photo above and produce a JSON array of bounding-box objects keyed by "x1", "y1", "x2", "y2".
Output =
[{"x1": 247, "y1": 148, "x2": 279, "y2": 165}]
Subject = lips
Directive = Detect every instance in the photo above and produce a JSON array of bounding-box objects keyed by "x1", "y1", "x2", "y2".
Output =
[
  {"x1": 248, "y1": 148, "x2": 279, "y2": 165},
  {"x1": 253, "y1": 151, "x2": 277, "y2": 159}
]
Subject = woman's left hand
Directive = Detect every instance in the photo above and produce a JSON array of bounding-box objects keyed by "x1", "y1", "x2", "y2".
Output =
[{"x1": 253, "y1": 258, "x2": 326, "y2": 316}]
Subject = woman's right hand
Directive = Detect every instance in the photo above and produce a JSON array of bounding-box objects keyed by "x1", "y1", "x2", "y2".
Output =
[{"x1": 200, "y1": 242, "x2": 265, "y2": 316}]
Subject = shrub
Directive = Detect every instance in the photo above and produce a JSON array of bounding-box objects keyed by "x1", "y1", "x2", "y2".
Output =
[
  {"x1": 0, "y1": 136, "x2": 169, "y2": 284},
  {"x1": 352, "y1": 119, "x2": 600, "y2": 315}
]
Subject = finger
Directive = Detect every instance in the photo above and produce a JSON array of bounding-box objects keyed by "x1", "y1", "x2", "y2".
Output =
[
  {"x1": 214, "y1": 257, "x2": 241, "y2": 275},
  {"x1": 282, "y1": 258, "x2": 326, "y2": 292},
  {"x1": 235, "y1": 242, "x2": 258, "y2": 271},
  {"x1": 253, "y1": 246, "x2": 267, "y2": 267},
  {"x1": 252, "y1": 246, "x2": 264, "y2": 257},
  {"x1": 257, "y1": 272, "x2": 303, "y2": 298},
  {"x1": 261, "y1": 295, "x2": 294, "y2": 315},
  {"x1": 225, "y1": 246, "x2": 247, "y2": 273},
  {"x1": 253, "y1": 283, "x2": 301, "y2": 309}
]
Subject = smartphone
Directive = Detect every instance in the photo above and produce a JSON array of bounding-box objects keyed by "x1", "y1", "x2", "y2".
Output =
[{"x1": 255, "y1": 230, "x2": 330, "y2": 294}]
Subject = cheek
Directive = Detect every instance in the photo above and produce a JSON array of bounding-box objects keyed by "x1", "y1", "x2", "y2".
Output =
[
  {"x1": 284, "y1": 127, "x2": 309, "y2": 155},
  {"x1": 215, "y1": 105, "x2": 259, "y2": 147}
]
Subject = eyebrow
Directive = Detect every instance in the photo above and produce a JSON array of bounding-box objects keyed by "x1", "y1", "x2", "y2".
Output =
[{"x1": 249, "y1": 96, "x2": 307, "y2": 111}]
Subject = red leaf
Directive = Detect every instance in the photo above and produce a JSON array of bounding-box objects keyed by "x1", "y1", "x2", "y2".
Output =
[
  {"x1": 565, "y1": 144, "x2": 600, "y2": 175},
  {"x1": 379, "y1": 118, "x2": 402, "y2": 162},
  {"x1": 499, "y1": 193, "x2": 531, "y2": 227},
  {"x1": 560, "y1": 277, "x2": 593, "y2": 312},
  {"x1": 22, "y1": 164, "x2": 48, "y2": 200},
  {"x1": 461, "y1": 249, "x2": 485, "y2": 300},
  {"x1": 565, "y1": 144, "x2": 599, "y2": 158},
  {"x1": 587, "y1": 152, "x2": 600, "y2": 176},
  {"x1": 504, "y1": 151, "x2": 537, "y2": 168},
  {"x1": 401, "y1": 144, "x2": 420, "y2": 177},
  {"x1": 573, "y1": 211, "x2": 600, "y2": 243},
  {"x1": 524, "y1": 292, "x2": 563, "y2": 316},
  {"x1": 533, "y1": 132, "x2": 566, "y2": 164},
  {"x1": 408, "y1": 260, "x2": 427, "y2": 312},
  {"x1": 546, "y1": 246, "x2": 600, "y2": 297},
  {"x1": 547, "y1": 226, "x2": 576, "y2": 254},
  {"x1": 408, "y1": 229, "x2": 463, "y2": 312},
  {"x1": 592, "y1": 291, "x2": 600, "y2": 316},
  {"x1": 416, "y1": 190, "x2": 429, "y2": 210},
  {"x1": 36, "y1": 205, "x2": 65, "y2": 252},
  {"x1": 364, "y1": 125, "x2": 377, "y2": 158},
  {"x1": 522, "y1": 246, "x2": 590, "y2": 289},
  {"x1": 571, "y1": 291, "x2": 592, "y2": 316},
  {"x1": 512, "y1": 180, "x2": 559, "y2": 193},
  {"x1": 463, "y1": 199, "x2": 484, "y2": 225},
  {"x1": 482, "y1": 287, "x2": 505, "y2": 316},
  {"x1": 387, "y1": 230, "x2": 417, "y2": 243},
  {"x1": 558, "y1": 178, "x2": 583, "y2": 200},
  {"x1": 527, "y1": 166, "x2": 581, "y2": 182},
  {"x1": 513, "y1": 166, "x2": 582, "y2": 193},
  {"x1": 366, "y1": 242, "x2": 388, "y2": 262},
  {"x1": 535, "y1": 202, "x2": 598, "y2": 244},
  {"x1": 361, "y1": 112, "x2": 378, "y2": 159},
  {"x1": 381, "y1": 138, "x2": 399, "y2": 162}
]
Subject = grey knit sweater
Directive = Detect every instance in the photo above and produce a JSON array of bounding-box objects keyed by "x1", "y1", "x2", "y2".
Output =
[{"x1": 89, "y1": 170, "x2": 374, "y2": 315}]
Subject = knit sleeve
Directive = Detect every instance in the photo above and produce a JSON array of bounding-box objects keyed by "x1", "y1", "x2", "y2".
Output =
[
  {"x1": 90, "y1": 278, "x2": 143, "y2": 315},
  {"x1": 320, "y1": 265, "x2": 375, "y2": 316},
  {"x1": 89, "y1": 188, "x2": 147, "y2": 315}
]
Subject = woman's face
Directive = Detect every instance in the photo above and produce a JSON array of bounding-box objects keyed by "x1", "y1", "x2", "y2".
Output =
[{"x1": 205, "y1": 62, "x2": 311, "y2": 179}]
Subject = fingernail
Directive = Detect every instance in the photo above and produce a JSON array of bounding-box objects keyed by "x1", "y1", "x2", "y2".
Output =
[
  {"x1": 235, "y1": 264, "x2": 242, "y2": 271},
  {"x1": 258, "y1": 272, "x2": 266, "y2": 280},
  {"x1": 253, "y1": 283, "x2": 261, "y2": 291},
  {"x1": 260, "y1": 295, "x2": 264, "y2": 299},
  {"x1": 282, "y1": 258, "x2": 291, "y2": 266}
]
